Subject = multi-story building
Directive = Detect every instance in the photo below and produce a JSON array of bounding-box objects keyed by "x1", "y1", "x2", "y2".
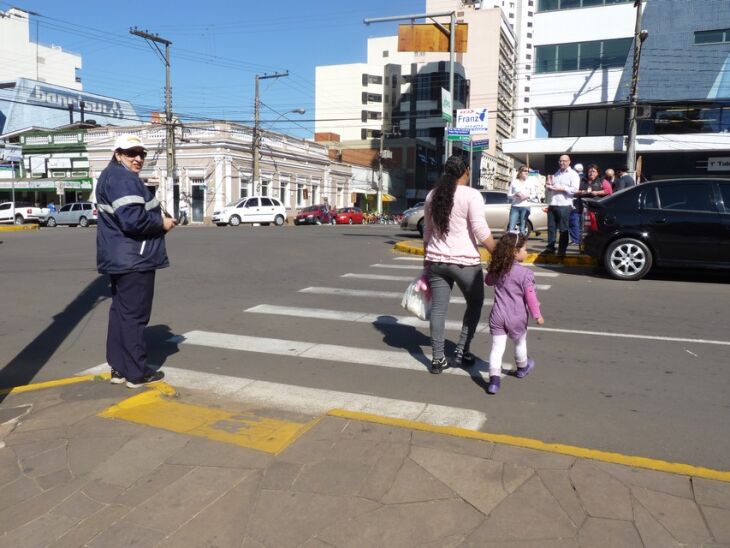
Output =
[
  {"x1": 0, "y1": 8, "x2": 82, "y2": 90},
  {"x1": 504, "y1": 0, "x2": 730, "y2": 180}
]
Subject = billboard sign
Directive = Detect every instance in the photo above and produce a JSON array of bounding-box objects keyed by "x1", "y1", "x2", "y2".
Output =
[{"x1": 456, "y1": 108, "x2": 489, "y2": 132}]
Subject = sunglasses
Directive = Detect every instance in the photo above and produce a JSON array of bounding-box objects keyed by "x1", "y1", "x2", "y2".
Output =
[{"x1": 120, "y1": 149, "x2": 147, "y2": 159}]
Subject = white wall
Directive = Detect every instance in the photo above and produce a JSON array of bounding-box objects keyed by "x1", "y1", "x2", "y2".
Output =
[
  {"x1": 0, "y1": 8, "x2": 82, "y2": 90},
  {"x1": 533, "y1": 3, "x2": 635, "y2": 44}
]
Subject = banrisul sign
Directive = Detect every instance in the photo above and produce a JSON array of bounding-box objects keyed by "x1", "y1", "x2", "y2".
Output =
[
  {"x1": 456, "y1": 108, "x2": 489, "y2": 132},
  {"x1": 28, "y1": 84, "x2": 125, "y2": 119}
]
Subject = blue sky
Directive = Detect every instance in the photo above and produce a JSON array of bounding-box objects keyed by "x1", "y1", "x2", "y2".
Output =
[{"x1": 5, "y1": 0, "x2": 425, "y2": 137}]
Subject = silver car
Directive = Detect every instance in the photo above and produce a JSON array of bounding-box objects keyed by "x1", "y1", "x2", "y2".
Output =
[
  {"x1": 45, "y1": 202, "x2": 98, "y2": 227},
  {"x1": 400, "y1": 190, "x2": 547, "y2": 237}
]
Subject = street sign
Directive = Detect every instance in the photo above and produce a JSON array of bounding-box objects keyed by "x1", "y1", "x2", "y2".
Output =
[
  {"x1": 446, "y1": 128, "x2": 471, "y2": 142},
  {"x1": 441, "y1": 88, "x2": 452, "y2": 123},
  {"x1": 1, "y1": 144, "x2": 22, "y2": 162},
  {"x1": 456, "y1": 108, "x2": 489, "y2": 132},
  {"x1": 460, "y1": 139, "x2": 490, "y2": 151}
]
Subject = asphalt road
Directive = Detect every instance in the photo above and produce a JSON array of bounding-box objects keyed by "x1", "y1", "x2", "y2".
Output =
[{"x1": 1, "y1": 224, "x2": 729, "y2": 469}]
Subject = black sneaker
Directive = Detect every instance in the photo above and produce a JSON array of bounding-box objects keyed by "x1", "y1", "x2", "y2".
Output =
[
  {"x1": 126, "y1": 370, "x2": 165, "y2": 389},
  {"x1": 452, "y1": 349, "x2": 476, "y2": 367},
  {"x1": 110, "y1": 369, "x2": 126, "y2": 385},
  {"x1": 430, "y1": 357, "x2": 448, "y2": 374}
]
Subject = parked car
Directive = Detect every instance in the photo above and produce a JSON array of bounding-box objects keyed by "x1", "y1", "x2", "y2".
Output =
[
  {"x1": 45, "y1": 201, "x2": 97, "y2": 227},
  {"x1": 294, "y1": 204, "x2": 334, "y2": 225},
  {"x1": 212, "y1": 196, "x2": 286, "y2": 226},
  {"x1": 400, "y1": 191, "x2": 547, "y2": 238},
  {"x1": 0, "y1": 202, "x2": 48, "y2": 225},
  {"x1": 582, "y1": 178, "x2": 730, "y2": 281},
  {"x1": 333, "y1": 206, "x2": 364, "y2": 225}
]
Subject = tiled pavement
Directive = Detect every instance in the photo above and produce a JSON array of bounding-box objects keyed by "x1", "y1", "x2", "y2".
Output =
[{"x1": 1, "y1": 380, "x2": 729, "y2": 547}]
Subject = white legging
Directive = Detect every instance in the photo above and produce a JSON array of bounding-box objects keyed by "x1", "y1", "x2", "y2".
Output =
[{"x1": 489, "y1": 333, "x2": 528, "y2": 376}]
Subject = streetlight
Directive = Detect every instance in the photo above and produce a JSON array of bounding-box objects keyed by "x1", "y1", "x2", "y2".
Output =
[
  {"x1": 265, "y1": 108, "x2": 306, "y2": 128},
  {"x1": 626, "y1": 0, "x2": 649, "y2": 180}
]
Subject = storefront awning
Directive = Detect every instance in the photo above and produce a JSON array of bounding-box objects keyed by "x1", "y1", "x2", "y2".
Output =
[
  {"x1": 382, "y1": 193, "x2": 396, "y2": 202},
  {"x1": 0, "y1": 178, "x2": 92, "y2": 191},
  {"x1": 351, "y1": 188, "x2": 376, "y2": 195}
]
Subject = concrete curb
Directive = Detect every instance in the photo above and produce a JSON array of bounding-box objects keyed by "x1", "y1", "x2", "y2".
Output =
[
  {"x1": 393, "y1": 239, "x2": 597, "y2": 267},
  {"x1": 0, "y1": 223, "x2": 40, "y2": 232}
]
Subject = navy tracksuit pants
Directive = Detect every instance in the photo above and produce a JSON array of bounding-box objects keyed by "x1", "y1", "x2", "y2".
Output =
[{"x1": 107, "y1": 271, "x2": 156, "y2": 382}]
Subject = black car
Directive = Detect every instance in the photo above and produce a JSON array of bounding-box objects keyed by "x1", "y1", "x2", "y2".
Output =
[{"x1": 582, "y1": 178, "x2": 730, "y2": 280}]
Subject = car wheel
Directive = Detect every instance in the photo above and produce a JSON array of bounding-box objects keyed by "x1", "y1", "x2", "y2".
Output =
[
  {"x1": 46, "y1": 217, "x2": 57, "y2": 227},
  {"x1": 274, "y1": 215, "x2": 285, "y2": 226},
  {"x1": 604, "y1": 238, "x2": 653, "y2": 281},
  {"x1": 315, "y1": 217, "x2": 322, "y2": 225},
  {"x1": 79, "y1": 216, "x2": 89, "y2": 228},
  {"x1": 229, "y1": 215, "x2": 241, "y2": 227},
  {"x1": 525, "y1": 220, "x2": 534, "y2": 238},
  {"x1": 14, "y1": 215, "x2": 24, "y2": 225},
  {"x1": 417, "y1": 218, "x2": 424, "y2": 238}
]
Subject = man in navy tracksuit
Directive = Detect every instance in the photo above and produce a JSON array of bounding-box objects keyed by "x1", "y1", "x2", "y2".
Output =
[{"x1": 96, "y1": 134, "x2": 176, "y2": 388}]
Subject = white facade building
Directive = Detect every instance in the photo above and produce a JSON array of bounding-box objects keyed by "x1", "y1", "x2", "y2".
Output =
[{"x1": 0, "y1": 8, "x2": 82, "y2": 90}]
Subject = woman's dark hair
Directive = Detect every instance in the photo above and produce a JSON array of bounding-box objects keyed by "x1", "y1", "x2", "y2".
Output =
[
  {"x1": 586, "y1": 163, "x2": 600, "y2": 176},
  {"x1": 487, "y1": 232, "x2": 527, "y2": 280},
  {"x1": 428, "y1": 155, "x2": 469, "y2": 236}
]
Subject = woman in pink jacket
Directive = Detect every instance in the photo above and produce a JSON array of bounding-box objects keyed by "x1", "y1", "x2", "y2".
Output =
[{"x1": 423, "y1": 155, "x2": 496, "y2": 373}]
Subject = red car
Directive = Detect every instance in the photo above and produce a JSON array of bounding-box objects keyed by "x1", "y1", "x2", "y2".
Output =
[{"x1": 333, "y1": 207, "x2": 364, "y2": 225}]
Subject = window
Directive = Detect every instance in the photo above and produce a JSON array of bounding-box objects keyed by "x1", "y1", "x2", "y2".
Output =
[
  {"x1": 367, "y1": 93, "x2": 382, "y2": 103},
  {"x1": 527, "y1": 21, "x2": 533, "y2": 27},
  {"x1": 245, "y1": 198, "x2": 259, "y2": 208},
  {"x1": 383, "y1": 50, "x2": 389, "y2": 57},
  {"x1": 297, "y1": 182, "x2": 305, "y2": 206},
  {"x1": 524, "y1": 86, "x2": 531, "y2": 92},
  {"x1": 362, "y1": 74, "x2": 383, "y2": 85},
  {"x1": 279, "y1": 177, "x2": 289, "y2": 206},
  {"x1": 260, "y1": 178, "x2": 270, "y2": 196},
  {"x1": 719, "y1": 184, "x2": 730, "y2": 211},
  {"x1": 569, "y1": 109, "x2": 587, "y2": 135},
  {"x1": 538, "y1": 0, "x2": 630, "y2": 11},
  {"x1": 643, "y1": 188, "x2": 658, "y2": 209},
  {"x1": 60, "y1": 204, "x2": 72, "y2": 212},
  {"x1": 535, "y1": 38, "x2": 632, "y2": 74},
  {"x1": 695, "y1": 29, "x2": 730, "y2": 44},
  {"x1": 83, "y1": 203, "x2": 92, "y2": 210},
  {"x1": 260, "y1": 197, "x2": 273, "y2": 207},
  {"x1": 240, "y1": 175, "x2": 251, "y2": 198},
  {"x1": 361, "y1": 110, "x2": 382, "y2": 121},
  {"x1": 658, "y1": 183, "x2": 716, "y2": 213},
  {"x1": 71, "y1": 204, "x2": 82, "y2": 211},
  {"x1": 587, "y1": 109, "x2": 607, "y2": 136},
  {"x1": 523, "y1": 128, "x2": 529, "y2": 134}
]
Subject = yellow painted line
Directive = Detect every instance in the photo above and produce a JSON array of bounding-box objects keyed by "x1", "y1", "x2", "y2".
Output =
[
  {"x1": 0, "y1": 373, "x2": 107, "y2": 396},
  {"x1": 99, "y1": 389, "x2": 319, "y2": 454},
  {"x1": 328, "y1": 409, "x2": 730, "y2": 483},
  {"x1": 0, "y1": 224, "x2": 40, "y2": 232}
]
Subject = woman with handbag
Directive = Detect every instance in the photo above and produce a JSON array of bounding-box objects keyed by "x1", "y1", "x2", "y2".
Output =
[{"x1": 423, "y1": 155, "x2": 496, "y2": 373}]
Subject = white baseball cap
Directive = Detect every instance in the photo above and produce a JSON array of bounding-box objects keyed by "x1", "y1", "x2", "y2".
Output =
[
  {"x1": 113, "y1": 134, "x2": 147, "y2": 152},
  {"x1": 574, "y1": 163, "x2": 584, "y2": 172}
]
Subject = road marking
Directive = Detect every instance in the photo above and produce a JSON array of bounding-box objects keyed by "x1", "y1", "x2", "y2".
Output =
[
  {"x1": 81, "y1": 365, "x2": 487, "y2": 430},
  {"x1": 246, "y1": 304, "x2": 730, "y2": 347},
  {"x1": 300, "y1": 286, "x2": 492, "y2": 305},
  {"x1": 391, "y1": 259, "x2": 561, "y2": 277},
  {"x1": 0, "y1": 374, "x2": 104, "y2": 396},
  {"x1": 343, "y1": 273, "x2": 413, "y2": 281},
  {"x1": 245, "y1": 304, "x2": 485, "y2": 332},
  {"x1": 394, "y1": 256, "x2": 425, "y2": 261},
  {"x1": 98, "y1": 386, "x2": 317, "y2": 454},
  {"x1": 167, "y1": 330, "x2": 492, "y2": 378},
  {"x1": 371, "y1": 263, "x2": 425, "y2": 270}
]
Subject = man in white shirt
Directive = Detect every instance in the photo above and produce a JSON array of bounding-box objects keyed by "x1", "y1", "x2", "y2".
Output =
[{"x1": 545, "y1": 154, "x2": 580, "y2": 256}]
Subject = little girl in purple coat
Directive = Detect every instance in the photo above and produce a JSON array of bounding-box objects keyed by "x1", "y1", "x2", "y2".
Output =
[{"x1": 485, "y1": 233, "x2": 545, "y2": 395}]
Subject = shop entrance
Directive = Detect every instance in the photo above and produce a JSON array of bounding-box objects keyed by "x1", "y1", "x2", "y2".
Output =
[{"x1": 191, "y1": 184, "x2": 205, "y2": 223}]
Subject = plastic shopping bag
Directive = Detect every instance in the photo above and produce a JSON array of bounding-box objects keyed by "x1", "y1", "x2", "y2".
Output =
[{"x1": 401, "y1": 274, "x2": 432, "y2": 321}]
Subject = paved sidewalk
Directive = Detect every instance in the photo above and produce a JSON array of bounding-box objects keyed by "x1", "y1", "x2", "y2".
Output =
[{"x1": 1, "y1": 378, "x2": 729, "y2": 547}]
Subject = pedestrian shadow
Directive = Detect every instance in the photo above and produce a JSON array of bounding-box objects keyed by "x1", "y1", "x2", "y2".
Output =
[
  {"x1": 373, "y1": 315, "x2": 431, "y2": 371},
  {"x1": 0, "y1": 275, "x2": 110, "y2": 403},
  {"x1": 145, "y1": 324, "x2": 179, "y2": 369}
]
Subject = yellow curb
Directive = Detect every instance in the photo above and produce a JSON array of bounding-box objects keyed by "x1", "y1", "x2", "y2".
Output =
[
  {"x1": 0, "y1": 374, "x2": 105, "y2": 396},
  {"x1": 0, "y1": 224, "x2": 40, "y2": 232},
  {"x1": 327, "y1": 409, "x2": 730, "y2": 483},
  {"x1": 99, "y1": 388, "x2": 319, "y2": 454},
  {"x1": 393, "y1": 240, "x2": 596, "y2": 267}
]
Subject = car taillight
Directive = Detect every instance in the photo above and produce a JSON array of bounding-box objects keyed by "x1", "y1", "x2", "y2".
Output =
[{"x1": 584, "y1": 210, "x2": 598, "y2": 232}]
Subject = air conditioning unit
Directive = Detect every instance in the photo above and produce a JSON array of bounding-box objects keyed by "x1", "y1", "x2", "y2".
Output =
[{"x1": 636, "y1": 105, "x2": 652, "y2": 119}]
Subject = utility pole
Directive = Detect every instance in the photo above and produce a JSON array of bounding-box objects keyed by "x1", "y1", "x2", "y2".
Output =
[
  {"x1": 130, "y1": 27, "x2": 176, "y2": 214},
  {"x1": 253, "y1": 71, "x2": 289, "y2": 191},
  {"x1": 626, "y1": 0, "x2": 648, "y2": 180}
]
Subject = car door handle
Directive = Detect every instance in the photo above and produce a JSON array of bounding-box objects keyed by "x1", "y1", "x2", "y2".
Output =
[{"x1": 649, "y1": 219, "x2": 667, "y2": 225}]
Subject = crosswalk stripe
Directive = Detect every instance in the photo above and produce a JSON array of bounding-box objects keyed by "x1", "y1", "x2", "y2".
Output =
[
  {"x1": 371, "y1": 264, "x2": 551, "y2": 288},
  {"x1": 393, "y1": 256, "x2": 424, "y2": 261},
  {"x1": 245, "y1": 304, "x2": 489, "y2": 332},
  {"x1": 168, "y1": 330, "x2": 492, "y2": 378},
  {"x1": 342, "y1": 273, "x2": 413, "y2": 282},
  {"x1": 299, "y1": 286, "x2": 493, "y2": 305},
  {"x1": 78, "y1": 364, "x2": 488, "y2": 430}
]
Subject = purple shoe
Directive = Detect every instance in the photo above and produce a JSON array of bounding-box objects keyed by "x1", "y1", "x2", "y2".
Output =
[
  {"x1": 515, "y1": 359, "x2": 535, "y2": 379},
  {"x1": 487, "y1": 375, "x2": 501, "y2": 395}
]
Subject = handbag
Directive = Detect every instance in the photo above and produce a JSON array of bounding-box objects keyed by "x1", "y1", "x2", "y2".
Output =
[{"x1": 401, "y1": 274, "x2": 431, "y2": 321}]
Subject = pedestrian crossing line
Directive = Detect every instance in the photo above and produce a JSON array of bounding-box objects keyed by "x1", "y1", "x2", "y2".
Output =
[
  {"x1": 372, "y1": 264, "x2": 552, "y2": 288},
  {"x1": 393, "y1": 256, "x2": 425, "y2": 261},
  {"x1": 343, "y1": 273, "x2": 413, "y2": 282},
  {"x1": 300, "y1": 286, "x2": 493, "y2": 306},
  {"x1": 245, "y1": 304, "x2": 490, "y2": 333},
  {"x1": 79, "y1": 364, "x2": 488, "y2": 430},
  {"x1": 168, "y1": 330, "x2": 491, "y2": 378}
]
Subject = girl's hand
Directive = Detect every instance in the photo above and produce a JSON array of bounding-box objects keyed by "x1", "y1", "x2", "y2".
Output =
[{"x1": 536, "y1": 316, "x2": 545, "y2": 325}]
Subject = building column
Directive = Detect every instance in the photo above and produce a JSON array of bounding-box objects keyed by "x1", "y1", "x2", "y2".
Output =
[{"x1": 214, "y1": 155, "x2": 224, "y2": 211}]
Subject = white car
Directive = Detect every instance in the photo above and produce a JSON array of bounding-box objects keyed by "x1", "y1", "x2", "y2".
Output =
[
  {"x1": 0, "y1": 202, "x2": 49, "y2": 225},
  {"x1": 212, "y1": 196, "x2": 287, "y2": 227}
]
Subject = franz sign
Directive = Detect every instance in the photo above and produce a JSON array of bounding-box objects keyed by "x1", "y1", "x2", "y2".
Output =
[{"x1": 456, "y1": 108, "x2": 489, "y2": 132}]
